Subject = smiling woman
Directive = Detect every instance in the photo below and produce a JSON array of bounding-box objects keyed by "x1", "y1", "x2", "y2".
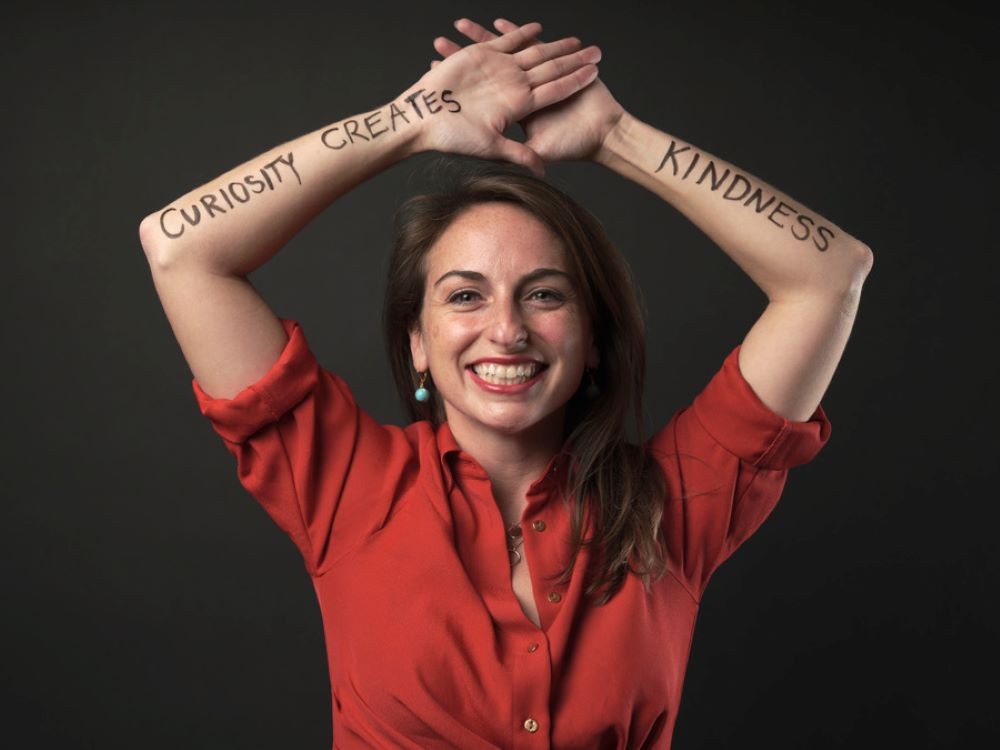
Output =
[
  {"x1": 383, "y1": 163, "x2": 662, "y2": 604},
  {"x1": 141, "y1": 15, "x2": 856, "y2": 749},
  {"x1": 406, "y1": 200, "x2": 599, "y2": 436}
]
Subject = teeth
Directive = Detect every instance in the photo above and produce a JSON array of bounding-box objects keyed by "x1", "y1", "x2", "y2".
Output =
[{"x1": 471, "y1": 362, "x2": 542, "y2": 384}]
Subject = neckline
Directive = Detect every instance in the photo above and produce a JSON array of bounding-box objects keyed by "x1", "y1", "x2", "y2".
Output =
[{"x1": 435, "y1": 420, "x2": 565, "y2": 491}]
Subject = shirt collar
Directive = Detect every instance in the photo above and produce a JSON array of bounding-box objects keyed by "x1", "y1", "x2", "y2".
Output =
[{"x1": 435, "y1": 420, "x2": 566, "y2": 495}]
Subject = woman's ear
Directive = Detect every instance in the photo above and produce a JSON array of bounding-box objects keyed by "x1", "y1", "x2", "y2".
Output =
[
  {"x1": 587, "y1": 343, "x2": 600, "y2": 370},
  {"x1": 409, "y1": 323, "x2": 428, "y2": 372},
  {"x1": 587, "y1": 329, "x2": 600, "y2": 370}
]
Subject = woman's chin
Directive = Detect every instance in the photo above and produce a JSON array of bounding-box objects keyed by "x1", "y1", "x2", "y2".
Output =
[
  {"x1": 474, "y1": 415, "x2": 535, "y2": 436},
  {"x1": 475, "y1": 406, "x2": 565, "y2": 438},
  {"x1": 442, "y1": 397, "x2": 568, "y2": 441}
]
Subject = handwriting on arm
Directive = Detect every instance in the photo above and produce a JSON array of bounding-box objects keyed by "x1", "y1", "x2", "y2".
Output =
[{"x1": 656, "y1": 140, "x2": 836, "y2": 252}]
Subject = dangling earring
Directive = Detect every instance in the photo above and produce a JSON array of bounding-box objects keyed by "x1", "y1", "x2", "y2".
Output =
[
  {"x1": 414, "y1": 371, "x2": 430, "y2": 402},
  {"x1": 585, "y1": 368, "x2": 600, "y2": 399}
]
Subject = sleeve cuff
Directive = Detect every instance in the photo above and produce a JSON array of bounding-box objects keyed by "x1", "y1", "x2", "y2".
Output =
[
  {"x1": 691, "y1": 344, "x2": 832, "y2": 470},
  {"x1": 191, "y1": 317, "x2": 321, "y2": 444}
]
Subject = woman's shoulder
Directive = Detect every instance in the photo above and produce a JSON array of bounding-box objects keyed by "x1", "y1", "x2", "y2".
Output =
[{"x1": 642, "y1": 343, "x2": 831, "y2": 473}]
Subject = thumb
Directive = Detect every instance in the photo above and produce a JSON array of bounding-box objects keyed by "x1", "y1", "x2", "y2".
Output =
[{"x1": 495, "y1": 137, "x2": 546, "y2": 178}]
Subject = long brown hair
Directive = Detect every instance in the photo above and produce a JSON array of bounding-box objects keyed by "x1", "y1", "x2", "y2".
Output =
[{"x1": 383, "y1": 157, "x2": 668, "y2": 605}]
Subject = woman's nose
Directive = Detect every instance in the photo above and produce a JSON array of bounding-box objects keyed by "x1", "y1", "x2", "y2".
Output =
[{"x1": 489, "y1": 300, "x2": 528, "y2": 349}]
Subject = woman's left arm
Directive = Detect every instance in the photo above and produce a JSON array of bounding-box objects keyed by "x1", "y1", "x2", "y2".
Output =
[
  {"x1": 597, "y1": 115, "x2": 873, "y2": 422},
  {"x1": 435, "y1": 17, "x2": 873, "y2": 423}
]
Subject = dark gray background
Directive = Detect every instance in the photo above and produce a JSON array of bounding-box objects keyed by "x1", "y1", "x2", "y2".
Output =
[{"x1": 4, "y1": 0, "x2": 995, "y2": 747}]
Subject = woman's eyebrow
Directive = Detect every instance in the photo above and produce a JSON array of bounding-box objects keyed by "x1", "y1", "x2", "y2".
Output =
[{"x1": 433, "y1": 267, "x2": 573, "y2": 288}]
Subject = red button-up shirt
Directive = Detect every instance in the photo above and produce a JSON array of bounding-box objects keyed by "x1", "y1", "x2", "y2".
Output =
[{"x1": 192, "y1": 317, "x2": 831, "y2": 749}]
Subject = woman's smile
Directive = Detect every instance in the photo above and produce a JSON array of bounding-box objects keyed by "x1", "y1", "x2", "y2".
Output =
[
  {"x1": 467, "y1": 360, "x2": 550, "y2": 391},
  {"x1": 408, "y1": 201, "x2": 599, "y2": 443}
]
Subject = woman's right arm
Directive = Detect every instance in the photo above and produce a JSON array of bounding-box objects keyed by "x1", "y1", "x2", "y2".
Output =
[
  {"x1": 139, "y1": 93, "x2": 425, "y2": 276},
  {"x1": 139, "y1": 21, "x2": 600, "y2": 400},
  {"x1": 138, "y1": 95, "x2": 425, "y2": 399}
]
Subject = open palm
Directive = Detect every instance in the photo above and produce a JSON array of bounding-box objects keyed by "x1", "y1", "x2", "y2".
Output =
[
  {"x1": 433, "y1": 18, "x2": 626, "y2": 163},
  {"x1": 418, "y1": 21, "x2": 601, "y2": 175}
]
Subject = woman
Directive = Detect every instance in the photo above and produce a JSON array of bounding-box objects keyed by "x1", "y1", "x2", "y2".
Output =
[{"x1": 141, "y1": 17, "x2": 869, "y2": 749}]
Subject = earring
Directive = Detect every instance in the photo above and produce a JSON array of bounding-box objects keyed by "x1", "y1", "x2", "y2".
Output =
[
  {"x1": 585, "y1": 368, "x2": 600, "y2": 399},
  {"x1": 414, "y1": 371, "x2": 430, "y2": 402}
]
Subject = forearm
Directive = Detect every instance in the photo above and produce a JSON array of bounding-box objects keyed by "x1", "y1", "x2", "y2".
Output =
[
  {"x1": 139, "y1": 84, "x2": 453, "y2": 273},
  {"x1": 595, "y1": 112, "x2": 872, "y2": 301}
]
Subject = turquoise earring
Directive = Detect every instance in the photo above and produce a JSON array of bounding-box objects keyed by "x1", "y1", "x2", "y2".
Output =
[{"x1": 414, "y1": 371, "x2": 430, "y2": 402}]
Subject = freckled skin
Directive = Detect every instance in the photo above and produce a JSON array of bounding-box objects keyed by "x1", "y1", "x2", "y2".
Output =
[{"x1": 409, "y1": 202, "x2": 599, "y2": 459}]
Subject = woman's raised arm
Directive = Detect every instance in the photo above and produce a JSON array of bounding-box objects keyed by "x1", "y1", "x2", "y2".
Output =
[
  {"x1": 139, "y1": 21, "x2": 600, "y2": 399},
  {"x1": 436, "y1": 16, "x2": 873, "y2": 423},
  {"x1": 139, "y1": 21, "x2": 599, "y2": 273},
  {"x1": 595, "y1": 115, "x2": 874, "y2": 423}
]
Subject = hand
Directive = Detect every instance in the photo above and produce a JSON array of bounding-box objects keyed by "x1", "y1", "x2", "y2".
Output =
[
  {"x1": 432, "y1": 18, "x2": 626, "y2": 164},
  {"x1": 412, "y1": 21, "x2": 601, "y2": 177}
]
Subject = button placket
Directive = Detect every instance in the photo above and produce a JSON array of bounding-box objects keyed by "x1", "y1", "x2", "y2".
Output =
[{"x1": 511, "y1": 634, "x2": 551, "y2": 746}]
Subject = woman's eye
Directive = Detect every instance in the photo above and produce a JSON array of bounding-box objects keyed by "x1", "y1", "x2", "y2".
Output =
[
  {"x1": 447, "y1": 290, "x2": 481, "y2": 305},
  {"x1": 446, "y1": 289, "x2": 564, "y2": 306},
  {"x1": 529, "y1": 289, "x2": 564, "y2": 302}
]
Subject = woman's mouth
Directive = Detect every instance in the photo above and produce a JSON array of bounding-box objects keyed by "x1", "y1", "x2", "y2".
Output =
[{"x1": 467, "y1": 362, "x2": 548, "y2": 392}]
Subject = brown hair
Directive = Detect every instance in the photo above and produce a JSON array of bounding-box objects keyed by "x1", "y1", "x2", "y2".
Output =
[{"x1": 382, "y1": 157, "x2": 669, "y2": 605}]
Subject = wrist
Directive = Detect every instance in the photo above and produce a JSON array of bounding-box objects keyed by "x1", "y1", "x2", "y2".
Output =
[
  {"x1": 393, "y1": 77, "x2": 461, "y2": 158},
  {"x1": 382, "y1": 87, "x2": 425, "y2": 160},
  {"x1": 594, "y1": 109, "x2": 638, "y2": 167},
  {"x1": 394, "y1": 82, "x2": 428, "y2": 158}
]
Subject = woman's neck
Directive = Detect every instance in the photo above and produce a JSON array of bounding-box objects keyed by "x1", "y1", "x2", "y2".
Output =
[{"x1": 445, "y1": 408, "x2": 565, "y2": 507}]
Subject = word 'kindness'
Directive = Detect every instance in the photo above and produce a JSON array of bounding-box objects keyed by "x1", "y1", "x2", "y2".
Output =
[{"x1": 656, "y1": 140, "x2": 836, "y2": 251}]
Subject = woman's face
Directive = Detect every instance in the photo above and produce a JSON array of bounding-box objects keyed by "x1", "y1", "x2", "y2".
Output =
[{"x1": 409, "y1": 201, "x2": 599, "y2": 441}]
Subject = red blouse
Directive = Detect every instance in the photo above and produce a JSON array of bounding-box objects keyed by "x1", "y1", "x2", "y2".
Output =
[{"x1": 192, "y1": 317, "x2": 831, "y2": 749}]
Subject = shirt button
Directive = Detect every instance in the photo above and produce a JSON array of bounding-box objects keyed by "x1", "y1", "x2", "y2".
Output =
[
  {"x1": 523, "y1": 718, "x2": 539, "y2": 733},
  {"x1": 527, "y1": 642, "x2": 539, "y2": 653},
  {"x1": 547, "y1": 592, "x2": 561, "y2": 603},
  {"x1": 532, "y1": 520, "x2": 546, "y2": 532}
]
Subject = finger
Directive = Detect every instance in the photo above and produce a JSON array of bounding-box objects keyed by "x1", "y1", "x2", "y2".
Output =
[
  {"x1": 493, "y1": 18, "x2": 519, "y2": 32},
  {"x1": 487, "y1": 21, "x2": 543, "y2": 53},
  {"x1": 493, "y1": 18, "x2": 542, "y2": 48},
  {"x1": 495, "y1": 137, "x2": 546, "y2": 178},
  {"x1": 514, "y1": 36, "x2": 584, "y2": 71},
  {"x1": 525, "y1": 45, "x2": 601, "y2": 87},
  {"x1": 430, "y1": 60, "x2": 440, "y2": 69},
  {"x1": 433, "y1": 36, "x2": 463, "y2": 58},
  {"x1": 453, "y1": 17, "x2": 498, "y2": 44},
  {"x1": 529, "y1": 64, "x2": 600, "y2": 111}
]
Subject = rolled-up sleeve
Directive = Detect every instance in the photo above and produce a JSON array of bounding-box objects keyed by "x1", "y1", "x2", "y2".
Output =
[
  {"x1": 649, "y1": 344, "x2": 832, "y2": 601},
  {"x1": 191, "y1": 317, "x2": 415, "y2": 576}
]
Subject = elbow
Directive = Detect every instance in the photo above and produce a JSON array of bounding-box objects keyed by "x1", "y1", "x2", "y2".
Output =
[
  {"x1": 854, "y1": 241, "x2": 874, "y2": 277},
  {"x1": 845, "y1": 241, "x2": 874, "y2": 295},
  {"x1": 817, "y1": 240, "x2": 873, "y2": 300},
  {"x1": 139, "y1": 212, "x2": 179, "y2": 270},
  {"x1": 138, "y1": 213, "x2": 162, "y2": 263},
  {"x1": 776, "y1": 240, "x2": 874, "y2": 304}
]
